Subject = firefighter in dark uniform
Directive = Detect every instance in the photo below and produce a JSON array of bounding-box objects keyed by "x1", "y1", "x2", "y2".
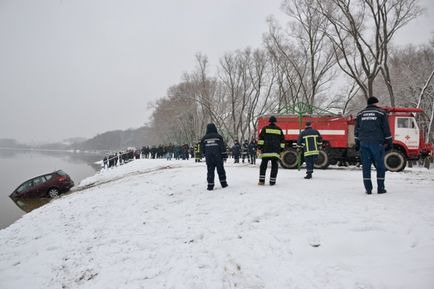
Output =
[
  {"x1": 200, "y1": 123, "x2": 228, "y2": 190},
  {"x1": 194, "y1": 141, "x2": 201, "y2": 162},
  {"x1": 257, "y1": 116, "x2": 285, "y2": 185},
  {"x1": 355, "y1": 96, "x2": 392, "y2": 194},
  {"x1": 297, "y1": 121, "x2": 322, "y2": 179}
]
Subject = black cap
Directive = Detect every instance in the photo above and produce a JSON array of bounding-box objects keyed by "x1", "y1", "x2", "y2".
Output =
[
  {"x1": 367, "y1": 96, "x2": 379, "y2": 105},
  {"x1": 305, "y1": 121, "x2": 312, "y2": 127},
  {"x1": 269, "y1": 116, "x2": 277, "y2": 123}
]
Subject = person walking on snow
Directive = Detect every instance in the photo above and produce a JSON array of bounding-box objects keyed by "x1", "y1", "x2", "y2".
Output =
[
  {"x1": 297, "y1": 121, "x2": 322, "y2": 179},
  {"x1": 355, "y1": 96, "x2": 392, "y2": 194},
  {"x1": 257, "y1": 116, "x2": 285, "y2": 185},
  {"x1": 200, "y1": 123, "x2": 228, "y2": 191}
]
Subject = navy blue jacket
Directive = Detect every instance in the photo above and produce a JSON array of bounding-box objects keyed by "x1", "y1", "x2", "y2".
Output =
[
  {"x1": 231, "y1": 142, "x2": 241, "y2": 156},
  {"x1": 355, "y1": 104, "x2": 392, "y2": 145},
  {"x1": 248, "y1": 141, "x2": 257, "y2": 154},
  {"x1": 200, "y1": 124, "x2": 227, "y2": 160},
  {"x1": 297, "y1": 126, "x2": 322, "y2": 157}
]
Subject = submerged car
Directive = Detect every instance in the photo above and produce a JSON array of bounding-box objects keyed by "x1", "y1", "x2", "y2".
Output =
[{"x1": 9, "y1": 170, "x2": 74, "y2": 199}]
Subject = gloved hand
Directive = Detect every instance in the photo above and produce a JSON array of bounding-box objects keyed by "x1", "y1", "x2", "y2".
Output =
[{"x1": 355, "y1": 140, "x2": 360, "y2": 152}]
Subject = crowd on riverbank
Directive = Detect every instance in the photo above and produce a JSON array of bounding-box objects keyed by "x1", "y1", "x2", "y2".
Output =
[{"x1": 102, "y1": 140, "x2": 260, "y2": 169}]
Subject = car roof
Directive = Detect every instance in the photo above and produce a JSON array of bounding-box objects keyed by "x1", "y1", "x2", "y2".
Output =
[{"x1": 29, "y1": 170, "x2": 60, "y2": 181}]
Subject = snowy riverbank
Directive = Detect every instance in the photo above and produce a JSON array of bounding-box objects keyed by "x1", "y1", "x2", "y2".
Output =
[{"x1": 1, "y1": 159, "x2": 434, "y2": 289}]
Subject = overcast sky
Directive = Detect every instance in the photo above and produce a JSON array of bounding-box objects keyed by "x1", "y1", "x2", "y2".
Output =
[{"x1": 0, "y1": 0, "x2": 433, "y2": 143}]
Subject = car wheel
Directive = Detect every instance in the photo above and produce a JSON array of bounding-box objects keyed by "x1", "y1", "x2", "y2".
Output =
[
  {"x1": 384, "y1": 150, "x2": 407, "y2": 172},
  {"x1": 48, "y1": 188, "x2": 60, "y2": 198}
]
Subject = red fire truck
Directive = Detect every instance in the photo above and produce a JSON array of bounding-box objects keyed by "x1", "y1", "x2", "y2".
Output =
[{"x1": 257, "y1": 107, "x2": 433, "y2": 172}]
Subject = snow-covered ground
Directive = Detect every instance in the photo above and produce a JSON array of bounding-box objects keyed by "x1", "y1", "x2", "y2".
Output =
[{"x1": 1, "y1": 159, "x2": 433, "y2": 289}]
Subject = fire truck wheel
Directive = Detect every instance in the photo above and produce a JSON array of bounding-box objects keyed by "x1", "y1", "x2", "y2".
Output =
[
  {"x1": 384, "y1": 150, "x2": 407, "y2": 172},
  {"x1": 314, "y1": 150, "x2": 330, "y2": 169},
  {"x1": 280, "y1": 149, "x2": 298, "y2": 169}
]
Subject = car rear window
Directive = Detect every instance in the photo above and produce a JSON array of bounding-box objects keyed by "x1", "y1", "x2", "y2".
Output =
[
  {"x1": 57, "y1": 170, "x2": 67, "y2": 176},
  {"x1": 45, "y1": 174, "x2": 53, "y2": 181}
]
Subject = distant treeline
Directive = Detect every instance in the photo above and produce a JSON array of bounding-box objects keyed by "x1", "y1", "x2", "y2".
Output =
[{"x1": 0, "y1": 126, "x2": 154, "y2": 152}]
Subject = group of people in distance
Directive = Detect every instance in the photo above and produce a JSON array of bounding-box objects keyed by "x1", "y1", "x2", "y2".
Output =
[{"x1": 201, "y1": 96, "x2": 392, "y2": 194}]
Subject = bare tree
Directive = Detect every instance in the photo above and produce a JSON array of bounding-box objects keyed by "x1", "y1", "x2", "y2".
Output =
[
  {"x1": 381, "y1": 43, "x2": 434, "y2": 142},
  {"x1": 218, "y1": 49, "x2": 262, "y2": 141},
  {"x1": 325, "y1": 79, "x2": 362, "y2": 114},
  {"x1": 217, "y1": 48, "x2": 278, "y2": 142},
  {"x1": 150, "y1": 83, "x2": 205, "y2": 145},
  {"x1": 281, "y1": 0, "x2": 338, "y2": 106},
  {"x1": 248, "y1": 49, "x2": 279, "y2": 135},
  {"x1": 315, "y1": 0, "x2": 421, "y2": 106},
  {"x1": 265, "y1": 17, "x2": 309, "y2": 107},
  {"x1": 182, "y1": 53, "x2": 232, "y2": 138}
]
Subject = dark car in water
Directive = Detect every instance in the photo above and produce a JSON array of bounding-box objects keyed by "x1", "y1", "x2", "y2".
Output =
[{"x1": 9, "y1": 170, "x2": 74, "y2": 199}]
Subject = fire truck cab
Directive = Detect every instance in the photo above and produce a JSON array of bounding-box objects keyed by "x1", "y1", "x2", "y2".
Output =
[{"x1": 257, "y1": 107, "x2": 432, "y2": 172}]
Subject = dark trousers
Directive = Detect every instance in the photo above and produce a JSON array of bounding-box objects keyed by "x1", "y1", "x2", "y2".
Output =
[
  {"x1": 305, "y1": 155, "x2": 317, "y2": 174},
  {"x1": 360, "y1": 143, "x2": 386, "y2": 192},
  {"x1": 250, "y1": 153, "x2": 256, "y2": 164},
  {"x1": 242, "y1": 153, "x2": 249, "y2": 163},
  {"x1": 234, "y1": 154, "x2": 240, "y2": 163},
  {"x1": 259, "y1": 157, "x2": 278, "y2": 184},
  {"x1": 206, "y1": 157, "x2": 226, "y2": 188}
]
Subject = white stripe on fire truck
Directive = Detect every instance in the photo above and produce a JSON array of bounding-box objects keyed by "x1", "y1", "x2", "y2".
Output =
[{"x1": 284, "y1": 129, "x2": 345, "y2": 135}]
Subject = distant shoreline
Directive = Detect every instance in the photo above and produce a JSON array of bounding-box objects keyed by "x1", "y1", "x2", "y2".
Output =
[{"x1": 0, "y1": 147, "x2": 105, "y2": 154}]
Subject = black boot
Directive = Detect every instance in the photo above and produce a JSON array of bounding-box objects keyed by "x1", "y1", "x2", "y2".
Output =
[
  {"x1": 221, "y1": 181, "x2": 228, "y2": 188},
  {"x1": 304, "y1": 173, "x2": 312, "y2": 179}
]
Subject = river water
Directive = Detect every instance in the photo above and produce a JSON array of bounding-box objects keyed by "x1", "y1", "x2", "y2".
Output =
[{"x1": 0, "y1": 149, "x2": 102, "y2": 230}]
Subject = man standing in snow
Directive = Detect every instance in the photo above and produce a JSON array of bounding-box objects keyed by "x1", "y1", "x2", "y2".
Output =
[
  {"x1": 355, "y1": 96, "x2": 392, "y2": 194},
  {"x1": 297, "y1": 121, "x2": 322, "y2": 179},
  {"x1": 200, "y1": 123, "x2": 228, "y2": 191},
  {"x1": 231, "y1": 140, "x2": 241, "y2": 163},
  {"x1": 257, "y1": 116, "x2": 285, "y2": 185},
  {"x1": 241, "y1": 140, "x2": 250, "y2": 163},
  {"x1": 248, "y1": 138, "x2": 257, "y2": 165}
]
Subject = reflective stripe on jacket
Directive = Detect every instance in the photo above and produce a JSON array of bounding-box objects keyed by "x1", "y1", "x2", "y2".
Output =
[
  {"x1": 297, "y1": 127, "x2": 322, "y2": 157},
  {"x1": 258, "y1": 123, "x2": 285, "y2": 158}
]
